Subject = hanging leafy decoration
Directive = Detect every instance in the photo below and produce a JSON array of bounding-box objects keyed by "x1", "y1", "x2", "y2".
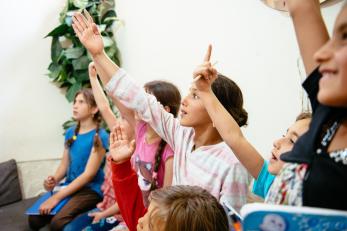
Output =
[{"x1": 46, "y1": 0, "x2": 120, "y2": 103}]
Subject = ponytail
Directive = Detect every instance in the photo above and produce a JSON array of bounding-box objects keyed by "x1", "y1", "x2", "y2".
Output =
[
  {"x1": 65, "y1": 122, "x2": 81, "y2": 148},
  {"x1": 150, "y1": 139, "x2": 167, "y2": 191}
]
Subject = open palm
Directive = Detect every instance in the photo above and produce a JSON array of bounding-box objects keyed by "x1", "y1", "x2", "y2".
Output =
[
  {"x1": 72, "y1": 11, "x2": 104, "y2": 57},
  {"x1": 109, "y1": 123, "x2": 136, "y2": 163}
]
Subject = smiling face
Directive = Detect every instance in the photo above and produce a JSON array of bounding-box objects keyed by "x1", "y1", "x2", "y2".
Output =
[
  {"x1": 268, "y1": 118, "x2": 311, "y2": 175},
  {"x1": 313, "y1": 6, "x2": 347, "y2": 107}
]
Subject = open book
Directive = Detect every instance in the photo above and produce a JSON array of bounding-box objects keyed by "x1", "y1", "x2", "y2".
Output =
[{"x1": 241, "y1": 203, "x2": 347, "y2": 231}]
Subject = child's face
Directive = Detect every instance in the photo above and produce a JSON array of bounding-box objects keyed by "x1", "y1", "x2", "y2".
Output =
[
  {"x1": 72, "y1": 93, "x2": 96, "y2": 121},
  {"x1": 137, "y1": 201, "x2": 164, "y2": 231},
  {"x1": 268, "y1": 118, "x2": 311, "y2": 175},
  {"x1": 314, "y1": 7, "x2": 347, "y2": 107},
  {"x1": 180, "y1": 86, "x2": 212, "y2": 128}
]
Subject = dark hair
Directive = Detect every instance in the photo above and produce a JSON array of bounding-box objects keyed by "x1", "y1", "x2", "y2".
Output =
[
  {"x1": 144, "y1": 81, "x2": 181, "y2": 191},
  {"x1": 212, "y1": 74, "x2": 248, "y2": 127},
  {"x1": 295, "y1": 112, "x2": 312, "y2": 121},
  {"x1": 65, "y1": 88, "x2": 102, "y2": 149},
  {"x1": 149, "y1": 185, "x2": 229, "y2": 231}
]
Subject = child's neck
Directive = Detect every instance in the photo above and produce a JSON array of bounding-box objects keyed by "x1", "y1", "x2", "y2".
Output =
[
  {"x1": 145, "y1": 126, "x2": 160, "y2": 144},
  {"x1": 78, "y1": 118, "x2": 97, "y2": 134},
  {"x1": 193, "y1": 124, "x2": 223, "y2": 149}
]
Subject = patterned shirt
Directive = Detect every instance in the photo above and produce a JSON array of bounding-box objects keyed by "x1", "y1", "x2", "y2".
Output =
[{"x1": 105, "y1": 68, "x2": 250, "y2": 212}]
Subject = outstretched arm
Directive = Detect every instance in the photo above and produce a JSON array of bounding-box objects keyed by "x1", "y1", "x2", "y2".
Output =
[
  {"x1": 90, "y1": 62, "x2": 136, "y2": 130},
  {"x1": 89, "y1": 62, "x2": 118, "y2": 129},
  {"x1": 73, "y1": 11, "x2": 182, "y2": 150},
  {"x1": 287, "y1": 0, "x2": 329, "y2": 75},
  {"x1": 72, "y1": 11, "x2": 118, "y2": 85},
  {"x1": 193, "y1": 45, "x2": 264, "y2": 179},
  {"x1": 109, "y1": 122, "x2": 146, "y2": 231}
]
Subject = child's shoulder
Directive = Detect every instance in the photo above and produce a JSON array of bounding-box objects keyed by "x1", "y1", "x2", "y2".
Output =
[
  {"x1": 212, "y1": 142, "x2": 241, "y2": 164},
  {"x1": 65, "y1": 125, "x2": 77, "y2": 137},
  {"x1": 98, "y1": 128, "x2": 109, "y2": 137}
]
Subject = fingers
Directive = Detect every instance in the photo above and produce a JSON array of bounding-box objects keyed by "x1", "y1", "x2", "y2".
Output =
[
  {"x1": 91, "y1": 23, "x2": 100, "y2": 36},
  {"x1": 89, "y1": 62, "x2": 96, "y2": 73},
  {"x1": 115, "y1": 123, "x2": 122, "y2": 141},
  {"x1": 129, "y1": 140, "x2": 136, "y2": 153},
  {"x1": 74, "y1": 12, "x2": 89, "y2": 30},
  {"x1": 83, "y1": 9, "x2": 94, "y2": 26},
  {"x1": 72, "y1": 20, "x2": 83, "y2": 38},
  {"x1": 110, "y1": 126, "x2": 117, "y2": 145},
  {"x1": 203, "y1": 44, "x2": 212, "y2": 62}
]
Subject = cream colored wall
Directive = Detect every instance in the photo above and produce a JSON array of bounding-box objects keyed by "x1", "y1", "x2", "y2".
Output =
[
  {"x1": 0, "y1": 0, "x2": 343, "y2": 198},
  {"x1": 114, "y1": 0, "x2": 343, "y2": 159}
]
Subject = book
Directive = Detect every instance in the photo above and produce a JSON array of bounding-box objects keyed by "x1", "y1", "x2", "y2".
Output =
[
  {"x1": 222, "y1": 200, "x2": 242, "y2": 231},
  {"x1": 241, "y1": 203, "x2": 347, "y2": 231},
  {"x1": 26, "y1": 190, "x2": 70, "y2": 215}
]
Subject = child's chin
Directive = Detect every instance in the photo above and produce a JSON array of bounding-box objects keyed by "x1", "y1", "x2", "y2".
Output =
[{"x1": 267, "y1": 165, "x2": 279, "y2": 176}]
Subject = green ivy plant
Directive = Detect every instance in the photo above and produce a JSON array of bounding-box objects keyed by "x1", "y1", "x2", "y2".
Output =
[{"x1": 45, "y1": 0, "x2": 121, "y2": 131}]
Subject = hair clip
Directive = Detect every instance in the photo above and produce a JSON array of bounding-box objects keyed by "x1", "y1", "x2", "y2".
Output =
[{"x1": 72, "y1": 135, "x2": 77, "y2": 140}]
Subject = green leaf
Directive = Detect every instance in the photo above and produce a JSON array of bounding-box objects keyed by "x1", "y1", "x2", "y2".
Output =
[
  {"x1": 74, "y1": 69, "x2": 89, "y2": 82},
  {"x1": 101, "y1": 10, "x2": 117, "y2": 24},
  {"x1": 64, "y1": 47, "x2": 84, "y2": 59},
  {"x1": 72, "y1": 56, "x2": 90, "y2": 70},
  {"x1": 48, "y1": 63, "x2": 62, "y2": 80},
  {"x1": 51, "y1": 37, "x2": 63, "y2": 63},
  {"x1": 103, "y1": 36, "x2": 114, "y2": 48},
  {"x1": 45, "y1": 24, "x2": 70, "y2": 38},
  {"x1": 66, "y1": 82, "x2": 82, "y2": 102},
  {"x1": 72, "y1": 0, "x2": 88, "y2": 9}
]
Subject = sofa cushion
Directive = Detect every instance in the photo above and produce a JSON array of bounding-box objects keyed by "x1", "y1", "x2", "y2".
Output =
[{"x1": 0, "y1": 159, "x2": 22, "y2": 206}]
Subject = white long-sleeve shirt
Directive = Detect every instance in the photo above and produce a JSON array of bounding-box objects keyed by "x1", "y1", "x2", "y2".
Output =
[{"x1": 106, "y1": 68, "x2": 250, "y2": 211}]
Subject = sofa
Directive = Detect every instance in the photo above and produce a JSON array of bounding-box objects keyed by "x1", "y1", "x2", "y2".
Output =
[{"x1": 0, "y1": 159, "x2": 48, "y2": 231}]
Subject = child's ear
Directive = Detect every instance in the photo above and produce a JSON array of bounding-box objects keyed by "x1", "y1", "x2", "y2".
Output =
[
  {"x1": 164, "y1": 106, "x2": 171, "y2": 113},
  {"x1": 91, "y1": 107, "x2": 99, "y2": 115}
]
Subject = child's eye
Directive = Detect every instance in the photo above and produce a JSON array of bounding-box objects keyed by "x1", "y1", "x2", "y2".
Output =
[
  {"x1": 192, "y1": 93, "x2": 199, "y2": 99},
  {"x1": 341, "y1": 32, "x2": 347, "y2": 40}
]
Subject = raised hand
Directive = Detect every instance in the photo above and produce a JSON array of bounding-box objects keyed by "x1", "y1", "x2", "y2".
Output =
[
  {"x1": 89, "y1": 62, "x2": 98, "y2": 79},
  {"x1": 43, "y1": 176, "x2": 56, "y2": 191},
  {"x1": 109, "y1": 122, "x2": 136, "y2": 164},
  {"x1": 192, "y1": 44, "x2": 218, "y2": 93},
  {"x1": 72, "y1": 10, "x2": 104, "y2": 57}
]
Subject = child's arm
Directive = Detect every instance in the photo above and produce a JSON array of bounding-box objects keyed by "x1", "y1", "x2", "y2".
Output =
[
  {"x1": 109, "y1": 123, "x2": 146, "y2": 231},
  {"x1": 89, "y1": 203, "x2": 120, "y2": 223},
  {"x1": 193, "y1": 46, "x2": 264, "y2": 179},
  {"x1": 89, "y1": 62, "x2": 118, "y2": 129},
  {"x1": 73, "y1": 11, "x2": 182, "y2": 150},
  {"x1": 43, "y1": 148, "x2": 69, "y2": 191},
  {"x1": 39, "y1": 142, "x2": 106, "y2": 215},
  {"x1": 163, "y1": 157, "x2": 174, "y2": 187},
  {"x1": 287, "y1": 0, "x2": 329, "y2": 75},
  {"x1": 72, "y1": 11, "x2": 118, "y2": 85},
  {"x1": 91, "y1": 61, "x2": 137, "y2": 130}
]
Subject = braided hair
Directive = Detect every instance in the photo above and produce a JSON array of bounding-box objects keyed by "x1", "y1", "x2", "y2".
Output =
[
  {"x1": 65, "y1": 89, "x2": 102, "y2": 149},
  {"x1": 144, "y1": 81, "x2": 181, "y2": 190}
]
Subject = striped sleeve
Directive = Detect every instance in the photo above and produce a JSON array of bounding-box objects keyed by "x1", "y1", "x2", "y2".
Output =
[{"x1": 105, "y1": 69, "x2": 181, "y2": 151}]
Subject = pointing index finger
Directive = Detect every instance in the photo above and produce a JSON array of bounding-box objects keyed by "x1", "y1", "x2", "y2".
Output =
[{"x1": 203, "y1": 44, "x2": 212, "y2": 62}]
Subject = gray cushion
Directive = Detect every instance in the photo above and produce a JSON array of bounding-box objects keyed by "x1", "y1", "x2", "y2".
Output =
[{"x1": 0, "y1": 159, "x2": 22, "y2": 206}]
